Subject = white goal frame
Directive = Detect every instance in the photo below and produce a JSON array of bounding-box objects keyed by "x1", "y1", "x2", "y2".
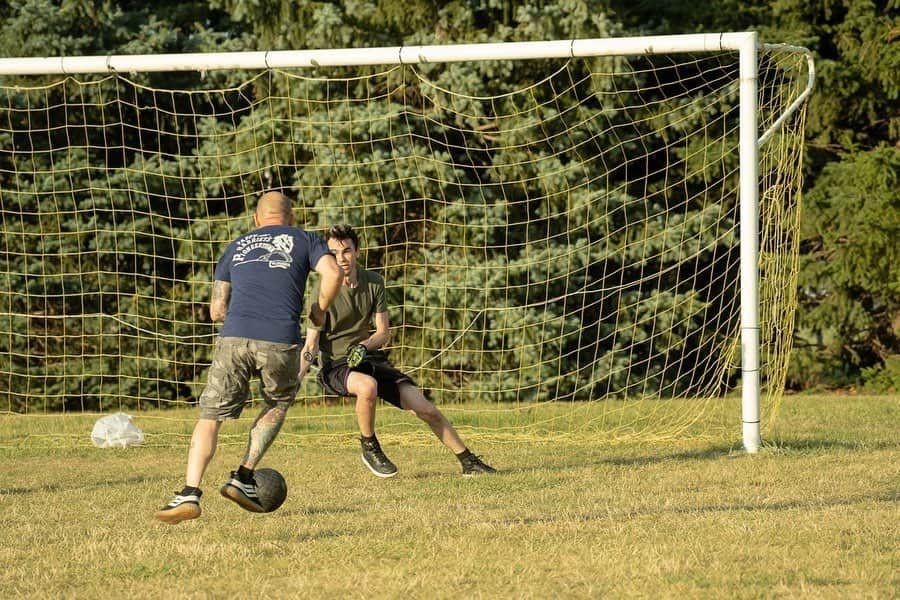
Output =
[{"x1": 0, "y1": 32, "x2": 814, "y2": 453}]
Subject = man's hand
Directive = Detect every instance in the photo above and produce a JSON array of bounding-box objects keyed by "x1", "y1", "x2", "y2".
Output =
[
  {"x1": 308, "y1": 303, "x2": 326, "y2": 328},
  {"x1": 346, "y1": 344, "x2": 368, "y2": 368},
  {"x1": 298, "y1": 349, "x2": 317, "y2": 379}
]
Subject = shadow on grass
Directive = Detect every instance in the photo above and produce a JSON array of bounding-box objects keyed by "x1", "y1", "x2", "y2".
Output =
[
  {"x1": 1, "y1": 483, "x2": 66, "y2": 496},
  {"x1": 497, "y1": 436, "x2": 900, "y2": 475},
  {"x1": 1, "y1": 474, "x2": 171, "y2": 496},
  {"x1": 499, "y1": 490, "x2": 900, "y2": 527},
  {"x1": 291, "y1": 505, "x2": 360, "y2": 516},
  {"x1": 488, "y1": 445, "x2": 740, "y2": 474},
  {"x1": 762, "y1": 437, "x2": 900, "y2": 452},
  {"x1": 262, "y1": 506, "x2": 361, "y2": 541},
  {"x1": 602, "y1": 445, "x2": 740, "y2": 466}
]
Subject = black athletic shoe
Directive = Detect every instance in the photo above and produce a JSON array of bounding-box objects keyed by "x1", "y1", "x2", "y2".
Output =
[
  {"x1": 155, "y1": 490, "x2": 202, "y2": 524},
  {"x1": 360, "y1": 437, "x2": 398, "y2": 478},
  {"x1": 461, "y1": 454, "x2": 497, "y2": 476},
  {"x1": 220, "y1": 472, "x2": 265, "y2": 513}
]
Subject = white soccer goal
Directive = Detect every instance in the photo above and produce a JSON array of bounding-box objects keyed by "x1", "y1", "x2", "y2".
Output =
[{"x1": 0, "y1": 33, "x2": 813, "y2": 451}]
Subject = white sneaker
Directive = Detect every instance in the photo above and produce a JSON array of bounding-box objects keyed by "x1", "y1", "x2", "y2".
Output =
[
  {"x1": 220, "y1": 472, "x2": 265, "y2": 513},
  {"x1": 155, "y1": 491, "x2": 201, "y2": 524}
]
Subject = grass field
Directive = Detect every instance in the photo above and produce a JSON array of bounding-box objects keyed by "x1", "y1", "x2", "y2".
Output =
[{"x1": 1, "y1": 394, "x2": 898, "y2": 598}]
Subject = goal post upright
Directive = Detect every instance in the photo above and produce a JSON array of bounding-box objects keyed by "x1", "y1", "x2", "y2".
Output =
[{"x1": 738, "y1": 33, "x2": 762, "y2": 453}]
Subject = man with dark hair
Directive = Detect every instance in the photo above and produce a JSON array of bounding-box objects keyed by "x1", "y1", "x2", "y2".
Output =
[
  {"x1": 155, "y1": 191, "x2": 342, "y2": 524},
  {"x1": 300, "y1": 223, "x2": 496, "y2": 477}
]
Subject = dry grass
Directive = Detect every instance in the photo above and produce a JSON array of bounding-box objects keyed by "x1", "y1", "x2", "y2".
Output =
[{"x1": 1, "y1": 394, "x2": 898, "y2": 598}]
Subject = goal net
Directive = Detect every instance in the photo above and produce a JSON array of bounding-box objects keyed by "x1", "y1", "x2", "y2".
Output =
[{"x1": 0, "y1": 36, "x2": 812, "y2": 445}]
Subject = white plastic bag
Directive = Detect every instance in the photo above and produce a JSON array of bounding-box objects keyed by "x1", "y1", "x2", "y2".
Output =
[{"x1": 91, "y1": 412, "x2": 144, "y2": 448}]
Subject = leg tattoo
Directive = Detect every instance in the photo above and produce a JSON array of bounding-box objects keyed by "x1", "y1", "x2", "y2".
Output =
[{"x1": 242, "y1": 404, "x2": 288, "y2": 468}]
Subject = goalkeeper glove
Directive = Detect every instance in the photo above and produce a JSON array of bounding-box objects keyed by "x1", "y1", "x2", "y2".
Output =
[{"x1": 346, "y1": 344, "x2": 368, "y2": 368}]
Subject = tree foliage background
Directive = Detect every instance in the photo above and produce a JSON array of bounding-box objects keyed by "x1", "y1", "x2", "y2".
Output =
[{"x1": 0, "y1": 0, "x2": 897, "y2": 410}]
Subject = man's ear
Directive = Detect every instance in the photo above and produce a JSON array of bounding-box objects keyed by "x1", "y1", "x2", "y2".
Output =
[{"x1": 253, "y1": 212, "x2": 260, "y2": 227}]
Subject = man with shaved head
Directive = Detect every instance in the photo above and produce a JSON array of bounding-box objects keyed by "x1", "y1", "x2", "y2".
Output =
[{"x1": 156, "y1": 191, "x2": 341, "y2": 524}]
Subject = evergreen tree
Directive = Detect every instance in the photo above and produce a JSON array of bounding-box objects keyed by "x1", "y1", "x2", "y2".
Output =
[{"x1": 764, "y1": 0, "x2": 899, "y2": 389}]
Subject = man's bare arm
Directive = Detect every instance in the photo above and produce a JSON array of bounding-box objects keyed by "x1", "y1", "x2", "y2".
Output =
[
  {"x1": 209, "y1": 280, "x2": 231, "y2": 322},
  {"x1": 308, "y1": 254, "x2": 341, "y2": 327},
  {"x1": 363, "y1": 311, "x2": 391, "y2": 350}
]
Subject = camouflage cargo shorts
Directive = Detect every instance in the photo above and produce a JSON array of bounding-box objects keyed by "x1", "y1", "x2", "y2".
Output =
[{"x1": 198, "y1": 336, "x2": 301, "y2": 420}]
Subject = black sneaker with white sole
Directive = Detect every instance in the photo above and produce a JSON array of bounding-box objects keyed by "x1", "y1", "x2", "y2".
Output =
[
  {"x1": 360, "y1": 437, "x2": 398, "y2": 478},
  {"x1": 460, "y1": 454, "x2": 497, "y2": 476},
  {"x1": 155, "y1": 489, "x2": 202, "y2": 524},
  {"x1": 220, "y1": 471, "x2": 265, "y2": 513}
]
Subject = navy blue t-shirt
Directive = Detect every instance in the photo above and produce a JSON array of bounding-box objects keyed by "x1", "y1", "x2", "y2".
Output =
[{"x1": 214, "y1": 225, "x2": 329, "y2": 344}]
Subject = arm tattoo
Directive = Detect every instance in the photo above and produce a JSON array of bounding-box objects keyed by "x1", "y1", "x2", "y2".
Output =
[{"x1": 210, "y1": 280, "x2": 230, "y2": 322}]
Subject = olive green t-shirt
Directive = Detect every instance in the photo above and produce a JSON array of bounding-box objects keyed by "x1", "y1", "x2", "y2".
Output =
[{"x1": 307, "y1": 268, "x2": 387, "y2": 363}]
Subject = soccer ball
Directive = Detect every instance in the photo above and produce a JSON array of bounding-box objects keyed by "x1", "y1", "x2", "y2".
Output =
[{"x1": 254, "y1": 468, "x2": 288, "y2": 513}]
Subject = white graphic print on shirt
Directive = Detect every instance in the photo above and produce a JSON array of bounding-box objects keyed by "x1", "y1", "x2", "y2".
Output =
[{"x1": 231, "y1": 233, "x2": 294, "y2": 269}]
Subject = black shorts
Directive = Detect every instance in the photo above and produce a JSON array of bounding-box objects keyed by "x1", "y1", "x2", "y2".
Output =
[{"x1": 316, "y1": 351, "x2": 414, "y2": 408}]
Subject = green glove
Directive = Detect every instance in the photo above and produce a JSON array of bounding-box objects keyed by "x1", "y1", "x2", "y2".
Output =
[{"x1": 347, "y1": 344, "x2": 368, "y2": 368}]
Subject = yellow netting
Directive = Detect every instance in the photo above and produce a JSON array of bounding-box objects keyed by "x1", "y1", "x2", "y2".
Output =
[{"x1": 0, "y1": 46, "x2": 809, "y2": 444}]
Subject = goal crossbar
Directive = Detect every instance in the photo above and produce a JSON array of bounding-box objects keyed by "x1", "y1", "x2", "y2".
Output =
[{"x1": 0, "y1": 33, "x2": 756, "y2": 75}]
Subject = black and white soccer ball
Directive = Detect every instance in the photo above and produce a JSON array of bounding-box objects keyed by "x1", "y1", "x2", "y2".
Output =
[{"x1": 254, "y1": 468, "x2": 288, "y2": 513}]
